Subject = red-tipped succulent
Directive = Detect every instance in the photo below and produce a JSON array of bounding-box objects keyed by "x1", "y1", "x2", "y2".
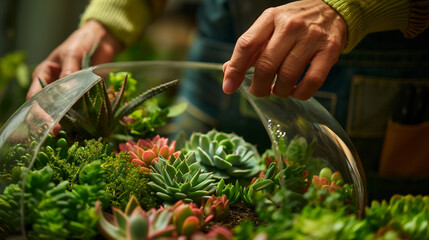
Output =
[
  {"x1": 312, "y1": 167, "x2": 343, "y2": 192},
  {"x1": 172, "y1": 200, "x2": 209, "y2": 238},
  {"x1": 203, "y1": 195, "x2": 230, "y2": 221},
  {"x1": 119, "y1": 135, "x2": 181, "y2": 172}
]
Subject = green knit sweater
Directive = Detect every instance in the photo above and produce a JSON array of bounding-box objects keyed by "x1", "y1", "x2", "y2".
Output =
[{"x1": 80, "y1": 0, "x2": 429, "y2": 53}]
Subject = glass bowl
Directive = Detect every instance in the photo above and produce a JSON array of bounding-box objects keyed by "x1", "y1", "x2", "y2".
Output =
[{"x1": 0, "y1": 61, "x2": 366, "y2": 237}]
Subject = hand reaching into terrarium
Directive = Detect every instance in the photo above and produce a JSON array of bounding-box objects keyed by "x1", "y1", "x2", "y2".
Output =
[
  {"x1": 26, "y1": 20, "x2": 123, "y2": 100},
  {"x1": 222, "y1": 0, "x2": 347, "y2": 100}
]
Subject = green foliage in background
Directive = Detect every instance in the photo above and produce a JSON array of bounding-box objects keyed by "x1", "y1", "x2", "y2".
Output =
[{"x1": 0, "y1": 51, "x2": 31, "y2": 128}]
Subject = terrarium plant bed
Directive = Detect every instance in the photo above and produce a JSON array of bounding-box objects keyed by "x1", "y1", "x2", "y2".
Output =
[{"x1": 1, "y1": 72, "x2": 428, "y2": 240}]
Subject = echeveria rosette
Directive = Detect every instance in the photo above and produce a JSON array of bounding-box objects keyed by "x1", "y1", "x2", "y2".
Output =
[
  {"x1": 119, "y1": 135, "x2": 181, "y2": 172},
  {"x1": 184, "y1": 130, "x2": 262, "y2": 182},
  {"x1": 148, "y1": 152, "x2": 217, "y2": 204}
]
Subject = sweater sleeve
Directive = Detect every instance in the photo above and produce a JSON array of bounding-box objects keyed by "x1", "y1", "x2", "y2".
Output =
[
  {"x1": 405, "y1": 0, "x2": 429, "y2": 38},
  {"x1": 322, "y1": 0, "x2": 410, "y2": 53},
  {"x1": 79, "y1": 0, "x2": 151, "y2": 47}
]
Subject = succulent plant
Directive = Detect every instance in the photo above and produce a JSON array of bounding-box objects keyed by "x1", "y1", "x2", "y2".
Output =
[
  {"x1": 97, "y1": 196, "x2": 222, "y2": 240},
  {"x1": 53, "y1": 72, "x2": 178, "y2": 141},
  {"x1": 97, "y1": 195, "x2": 175, "y2": 240},
  {"x1": 311, "y1": 167, "x2": 343, "y2": 192},
  {"x1": 148, "y1": 152, "x2": 218, "y2": 204},
  {"x1": 119, "y1": 135, "x2": 181, "y2": 173},
  {"x1": 191, "y1": 226, "x2": 233, "y2": 240},
  {"x1": 172, "y1": 200, "x2": 210, "y2": 238},
  {"x1": 252, "y1": 162, "x2": 309, "y2": 194},
  {"x1": 203, "y1": 195, "x2": 230, "y2": 220},
  {"x1": 184, "y1": 129, "x2": 262, "y2": 181},
  {"x1": 215, "y1": 179, "x2": 242, "y2": 204}
]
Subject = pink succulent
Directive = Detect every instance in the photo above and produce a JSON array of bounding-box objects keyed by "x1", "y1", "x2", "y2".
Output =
[
  {"x1": 312, "y1": 175, "x2": 342, "y2": 192},
  {"x1": 118, "y1": 135, "x2": 181, "y2": 172}
]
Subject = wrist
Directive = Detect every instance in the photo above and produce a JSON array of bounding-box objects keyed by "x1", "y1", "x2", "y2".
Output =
[
  {"x1": 80, "y1": 0, "x2": 149, "y2": 47},
  {"x1": 323, "y1": 0, "x2": 410, "y2": 53},
  {"x1": 82, "y1": 20, "x2": 124, "y2": 54}
]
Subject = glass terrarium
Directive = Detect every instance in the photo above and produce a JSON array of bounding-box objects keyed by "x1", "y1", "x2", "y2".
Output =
[{"x1": 0, "y1": 61, "x2": 366, "y2": 239}]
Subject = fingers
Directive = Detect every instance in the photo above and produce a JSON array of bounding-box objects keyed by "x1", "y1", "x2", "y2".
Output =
[
  {"x1": 250, "y1": 19, "x2": 304, "y2": 97},
  {"x1": 27, "y1": 61, "x2": 61, "y2": 100},
  {"x1": 271, "y1": 24, "x2": 325, "y2": 98},
  {"x1": 60, "y1": 52, "x2": 82, "y2": 78},
  {"x1": 291, "y1": 48, "x2": 340, "y2": 100},
  {"x1": 223, "y1": 8, "x2": 276, "y2": 94}
]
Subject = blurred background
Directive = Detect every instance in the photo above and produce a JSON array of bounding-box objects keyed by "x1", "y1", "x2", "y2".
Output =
[{"x1": 0, "y1": 0, "x2": 200, "y2": 127}]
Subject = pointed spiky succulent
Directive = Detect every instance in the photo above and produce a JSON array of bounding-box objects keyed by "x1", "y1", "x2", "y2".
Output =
[
  {"x1": 58, "y1": 72, "x2": 178, "y2": 140},
  {"x1": 148, "y1": 152, "x2": 218, "y2": 204},
  {"x1": 119, "y1": 135, "x2": 181, "y2": 173},
  {"x1": 252, "y1": 162, "x2": 309, "y2": 194},
  {"x1": 184, "y1": 129, "x2": 262, "y2": 181},
  {"x1": 97, "y1": 196, "x2": 175, "y2": 240},
  {"x1": 215, "y1": 179, "x2": 242, "y2": 204}
]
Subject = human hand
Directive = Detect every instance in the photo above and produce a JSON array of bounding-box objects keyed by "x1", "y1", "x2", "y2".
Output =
[
  {"x1": 222, "y1": 0, "x2": 347, "y2": 100},
  {"x1": 27, "y1": 20, "x2": 123, "y2": 100}
]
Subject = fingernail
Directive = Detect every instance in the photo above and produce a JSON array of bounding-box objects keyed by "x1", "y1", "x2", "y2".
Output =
[{"x1": 223, "y1": 78, "x2": 234, "y2": 94}]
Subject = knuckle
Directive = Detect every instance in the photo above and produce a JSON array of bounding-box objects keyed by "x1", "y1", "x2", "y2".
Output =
[
  {"x1": 325, "y1": 38, "x2": 343, "y2": 53},
  {"x1": 261, "y1": 7, "x2": 277, "y2": 20},
  {"x1": 278, "y1": 62, "x2": 298, "y2": 79},
  {"x1": 236, "y1": 34, "x2": 255, "y2": 51},
  {"x1": 226, "y1": 64, "x2": 242, "y2": 76},
  {"x1": 306, "y1": 26, "x2": 325, "y2": 40},
  {"x1": 282, "y1": 18, "x2": 305, "y2": 32},
  {"x1": 306, "y1": 72, "x2": 325, "y2": 87},
  {"x1": 255, "y1": 57, "x2": 277, "y2": 75}
]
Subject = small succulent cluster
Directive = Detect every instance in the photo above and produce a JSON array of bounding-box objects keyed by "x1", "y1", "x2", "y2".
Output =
[
  {"x1": 184, "y1": 130, "x2": 262, "y2": 181},
  {"x1": 97, "y1": 195, "x2": 232, "y2": 240},
  {"x1": 311, "y1": 167, "x2": 343, "y2": 192},
  {"x1": 119, "y1": 135, "x2": 181, "y2": 172},
  {"x1": 148, "y1": 152, "x2": 217, "y2": 204}
]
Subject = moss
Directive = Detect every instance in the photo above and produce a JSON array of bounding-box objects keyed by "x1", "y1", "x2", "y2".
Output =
[{"x1": 102, "y1": 152, "x2": 160, "y2": 210}]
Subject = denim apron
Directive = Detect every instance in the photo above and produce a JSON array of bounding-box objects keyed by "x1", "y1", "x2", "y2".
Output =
[{"x1": 177, "y1": 0, "x2": 429, "y2": 201}]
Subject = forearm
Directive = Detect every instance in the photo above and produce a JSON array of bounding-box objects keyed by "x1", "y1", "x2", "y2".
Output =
[
  {"x1": 323, "y1": 0, "x2": 429, "y2": 53},
  {"x1": 80, "y1": 0, "x2": 151, "y2": 47}
]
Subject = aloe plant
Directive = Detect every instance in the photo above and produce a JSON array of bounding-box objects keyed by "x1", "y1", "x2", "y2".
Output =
[
  {"x1": 119, "y1": 135, "x2": 181, "y2": 173},
  {"x1": 58, "y1": 73, "x2": 178, "y2": 140},
  {"x1": 184, "y1": 130, "x2": 262, "y2": 182},
  {"x1": 148, "y1": 152, "x2": 218, "y2": 204}
]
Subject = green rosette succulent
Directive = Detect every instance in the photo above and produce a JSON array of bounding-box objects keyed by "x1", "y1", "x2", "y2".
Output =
[
  {"x1": 148, "y1": 152, "x2": 217, "y2": 204},
  {"x1": 184, "y1": 130, "x2": 262, "y2": 181}
]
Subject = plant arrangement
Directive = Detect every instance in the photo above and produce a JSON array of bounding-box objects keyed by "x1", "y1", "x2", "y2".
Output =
[{"x1": 1, "y1": 71, "x2": 428, "y2": 240}]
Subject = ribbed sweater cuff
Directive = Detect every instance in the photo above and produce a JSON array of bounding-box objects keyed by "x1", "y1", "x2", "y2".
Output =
[
  {"x1": 80, "y1": 0, "x2": 149, "y2": 47},
  {"x1": 323, "y1": 0, "x2": 410, "y2": 53}
]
